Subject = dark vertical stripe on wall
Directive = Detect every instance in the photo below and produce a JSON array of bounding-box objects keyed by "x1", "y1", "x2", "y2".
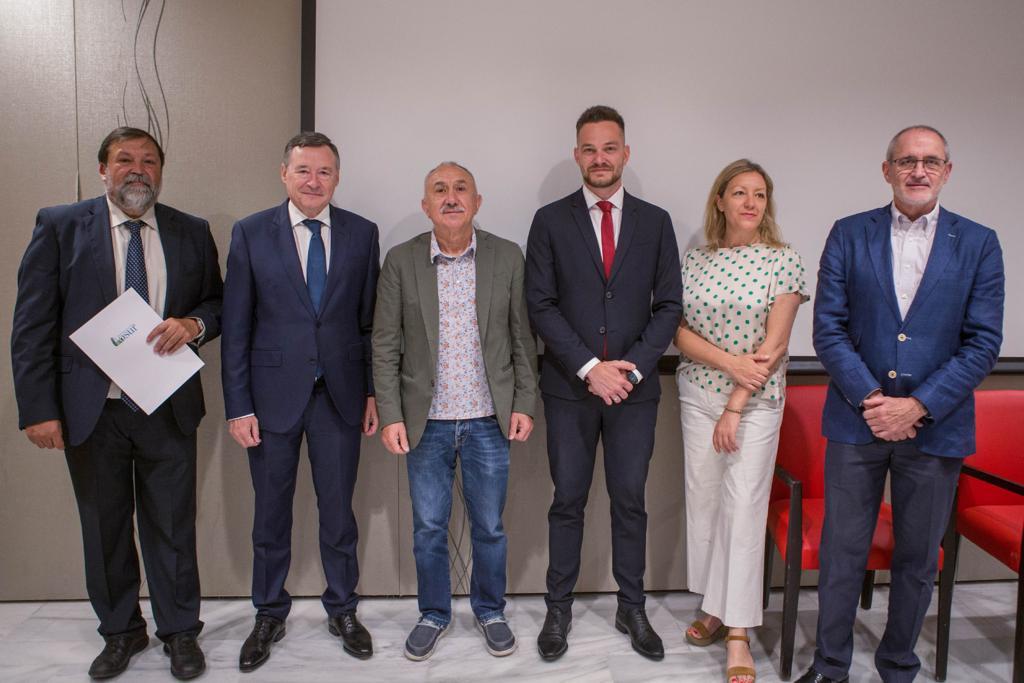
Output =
[{"x1": 300, "y1": 0, "x2": 316, "y2": 131}]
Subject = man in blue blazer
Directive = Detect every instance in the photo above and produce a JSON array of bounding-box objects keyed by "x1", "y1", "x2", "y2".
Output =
[
  {"x1": 526, "y1": 106, "x2": 682, "y2": 661},
  {"x1": 221, "y1": 132, "x2": 380, "y2": 671},
  {"x1": 799, "y1": 126, "x2": 1004, "y2": 683},
  {"x1": 12, "y1": 127, "x2": 222, "y2": 680}
]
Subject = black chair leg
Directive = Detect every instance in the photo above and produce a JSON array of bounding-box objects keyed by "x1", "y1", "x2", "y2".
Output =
[
  {"x1": 935, "y1": 525, "x2": 960, "y2": 682},
  {"x1": 764, "y1": 533, "x2": 774, "y2": 610},
  {"x1": 1014, "y1": 551, "x2": 1023, "y2": 683},
  {"x1": 860, "y1": 570, "x2": 875, "y2": 610},
  {"x1": 780, "y1": 547, "x2": 801, "y2": 680}
]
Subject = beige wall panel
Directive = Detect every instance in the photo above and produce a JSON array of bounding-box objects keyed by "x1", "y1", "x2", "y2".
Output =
[{"x1": 0, "y1": 0, "x2": 86, "y2": 600}]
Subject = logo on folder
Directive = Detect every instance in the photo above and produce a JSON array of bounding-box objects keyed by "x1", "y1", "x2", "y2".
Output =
[{"x1": 110, "y1": 324, "x2": 138, "y2": 347}]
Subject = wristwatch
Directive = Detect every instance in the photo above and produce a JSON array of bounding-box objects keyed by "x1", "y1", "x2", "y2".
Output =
[{"x1": 626, "y1": 370, "x2": 640, "y2": 386}]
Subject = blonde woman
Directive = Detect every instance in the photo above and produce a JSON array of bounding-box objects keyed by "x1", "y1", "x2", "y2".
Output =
[{"x1": 675, "y1": 159, "x2": 808, "y2": 683}]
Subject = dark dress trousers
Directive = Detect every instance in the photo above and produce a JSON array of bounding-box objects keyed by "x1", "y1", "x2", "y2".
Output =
[
  {"x1": 220, "y1": 201, "x2": 379, "y2": 620},
  {"x1": 11, "y1": 195, "x2": 223, "y2": 640},
  {"x1": 525, "y1": 189, "x2": 682, "y2": 608},
  {"x1": 812, "y1": 205, "x2": 1004, "y2": 681}
]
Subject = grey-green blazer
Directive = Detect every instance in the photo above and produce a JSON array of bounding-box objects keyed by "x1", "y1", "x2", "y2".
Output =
[{"x1": 372, "y1": 229, "x2": 538, "y2": 449}]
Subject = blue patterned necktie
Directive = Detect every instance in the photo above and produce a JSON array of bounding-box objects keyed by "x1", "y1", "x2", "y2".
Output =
[
  {"x1": 303, "y1": 219, "x2": 326, "y2": 313},
  {"x1": 303, "y1": 219, "x2": 326, "y2": 380},
  {"x1": 122, "y1": 220, "x2": 148, "y2": 411}
]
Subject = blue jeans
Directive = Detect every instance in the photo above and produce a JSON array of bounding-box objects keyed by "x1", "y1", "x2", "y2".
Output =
[{"x1": 406, "y1": 417, "x2": 509, "y2": 627}]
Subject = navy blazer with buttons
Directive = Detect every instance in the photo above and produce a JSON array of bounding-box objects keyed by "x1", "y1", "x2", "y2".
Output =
[
  {"x1": 11, "y1": 195, "x2": 223, "y2": 446},
  {"x1": 812, "y1": 204, "x2": 1004, "y2": 457},
  {"x1": 220, "y1": 201, "x2": 379, "y2": 432},
  {"x1": 526, "y1": 189, "x2": 682, "y2": 402}
]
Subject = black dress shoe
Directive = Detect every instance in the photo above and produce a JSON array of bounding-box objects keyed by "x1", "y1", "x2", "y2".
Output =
[
  {"x1": 88, "y1": 630, "x2": 149, "y2": 679},
  {"x1": 794, "y1": 668, "x2": 849, "y2": 683},
  {"x1": 537, "y1": 606, "x2": 572, "y2": 661},
  {"x1": 328, "y1": 612, "x2": 373, "y2": 659},
  {"x1": 239, "y1": 615, "x2": 286, "y2": 672},
  {"x1": 614, "y1": 606, "x2": 664, "y2": 660},
  {"x1": 162, "y1": 633, "x2": 205, "y2": 680}
]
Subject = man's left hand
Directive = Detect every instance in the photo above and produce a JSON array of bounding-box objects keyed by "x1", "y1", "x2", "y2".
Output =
[
  {"x1": 147, "y1": 317, "x2": 200, "y2": 355},
  {"x1": 363, "y1": 397, "x2": 379, "y2": 436},
  {"x1": 509, "y1": 412, "x2": 534, "y2": 442},
  {"x1": 863, "y1": 394, "x2": 927, "y2": 441}
]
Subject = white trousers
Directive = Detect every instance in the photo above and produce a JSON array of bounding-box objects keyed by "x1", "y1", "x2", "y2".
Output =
[{"x1": 678, "y1": 375, "x2": 784, "y2": 628}]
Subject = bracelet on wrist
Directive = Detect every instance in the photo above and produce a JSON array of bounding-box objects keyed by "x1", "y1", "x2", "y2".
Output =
[{"x1": 723, "y1": 407, "x2": 743, "y2": 415}]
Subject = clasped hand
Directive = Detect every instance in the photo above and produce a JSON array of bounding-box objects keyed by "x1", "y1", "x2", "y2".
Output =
[
  {"x1": 862, "y1": 394, "x2": 926, "y2": 441},
  {"x1": 585, "y1": 360, "x2": 635, "y2": 406},
  {"x1": 727, "y1": 353, "x2": 772, "y2": 391}
]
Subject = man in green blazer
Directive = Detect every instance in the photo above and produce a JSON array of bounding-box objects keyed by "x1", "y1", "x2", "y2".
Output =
[{"x1": 373, "y1": 162, "x2": 538, "y2": 661}]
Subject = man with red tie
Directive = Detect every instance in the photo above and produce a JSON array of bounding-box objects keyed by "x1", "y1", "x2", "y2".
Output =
[{"x1": 525, "y1": 105, "x2": 682, "y2": 661}]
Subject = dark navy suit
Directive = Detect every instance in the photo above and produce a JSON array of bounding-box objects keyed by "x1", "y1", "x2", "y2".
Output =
[
  {"x1": 12, "y1": 195, "x2": 223, "y2": 640},
  {"x1": 812, "y1": 204, "x2": 1003, "y2": 681},
  {"x1": 526, "y1": 189, "x2": 682, "y2": 608},
  {"x1": 221, "y1": 201, "x2": 379, "y2": 620}
]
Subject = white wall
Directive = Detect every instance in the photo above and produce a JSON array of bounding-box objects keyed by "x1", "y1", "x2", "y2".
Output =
[{"x1": 317, "y1": 0, "x2": 1024, "y2": 356}]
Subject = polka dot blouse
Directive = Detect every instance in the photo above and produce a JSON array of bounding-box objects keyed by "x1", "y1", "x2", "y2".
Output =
[{"x1": 677, "y1": 244, "x2": 809, "y2": 400}]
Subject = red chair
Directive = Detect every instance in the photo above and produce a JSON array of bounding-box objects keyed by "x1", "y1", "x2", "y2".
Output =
[
  {"x1": 936, "y1": 390, "x2": 1024, "y2": 683},
  {"x1": 762, "y1": 384, "x2": 945, "y2": 680}
]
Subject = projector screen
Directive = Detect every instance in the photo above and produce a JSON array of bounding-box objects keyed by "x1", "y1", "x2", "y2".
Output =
[{"x1": 316, "y1": 0, "x2": 1023, "y2": 357}]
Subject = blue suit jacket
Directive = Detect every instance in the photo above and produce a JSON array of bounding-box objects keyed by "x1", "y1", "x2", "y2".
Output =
[
  {"x1": 812, "y1": 204, "x2": 1004, "y2": 457},
  {"x1": 525, "y1": 189, "x2": 682, "y2": 402},
  {"x1": 220, "y1": 201, "x2": 379, "y2": 432},
  {"x1": 11, "y1": 195, "x2": 223, "y2": 446}
]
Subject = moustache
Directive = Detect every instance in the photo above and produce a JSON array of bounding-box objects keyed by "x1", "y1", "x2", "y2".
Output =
[{"x1": 120, "y1": 173, "x2": 153, "y2": 190}]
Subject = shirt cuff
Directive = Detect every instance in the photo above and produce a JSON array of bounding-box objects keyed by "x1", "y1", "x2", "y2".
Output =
[
  {"x1": 577, "y1": 357, "x2": 600, "y2": 381},
  {"x1": 228, "y1": 413, "x2": 255, "y2": 421},
  {"x1": 189, "y1": 317, "x2": 206, "y2": 344},
  {"x1": 632, "y1": 369, "x2": 643, "y2": 382}
]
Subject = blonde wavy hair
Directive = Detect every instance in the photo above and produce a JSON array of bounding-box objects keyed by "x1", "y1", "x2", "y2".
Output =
[{"x1": 702, "y1": 159, "x2": 785, "y2": 250}]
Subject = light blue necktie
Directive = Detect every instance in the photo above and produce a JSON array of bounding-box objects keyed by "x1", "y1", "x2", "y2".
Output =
[{"x1": 122, "y1": 220, "x2": 148, "y2": 411}]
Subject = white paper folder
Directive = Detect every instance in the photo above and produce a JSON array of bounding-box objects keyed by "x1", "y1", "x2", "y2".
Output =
[{"x1": 69, "y1": 289, "x2": 204, "y2": 414}]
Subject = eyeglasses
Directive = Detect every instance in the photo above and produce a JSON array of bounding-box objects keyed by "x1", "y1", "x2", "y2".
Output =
[{"x1": 891, "y1": 156, "x2": 948, "y2": 173}]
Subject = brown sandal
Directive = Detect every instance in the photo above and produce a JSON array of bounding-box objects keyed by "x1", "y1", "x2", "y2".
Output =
[
  {"x1": 725, "y1": 634, "x2": 756, "y2": 683},
  {"x1": 685, "y1": 619, "x2": 727, "y2": 646}
]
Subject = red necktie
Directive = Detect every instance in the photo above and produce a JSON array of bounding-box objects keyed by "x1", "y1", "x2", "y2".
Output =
[{"x1": 597, "y1": 200, "x2": 615, "y2": 279}]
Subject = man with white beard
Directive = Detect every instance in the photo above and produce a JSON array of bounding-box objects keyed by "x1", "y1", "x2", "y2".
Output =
[{"x1": 12, "y1": 127, "x2": 223, "y2": 681}]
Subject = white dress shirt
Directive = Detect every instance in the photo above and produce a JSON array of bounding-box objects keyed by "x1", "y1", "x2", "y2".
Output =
[
  {"x1": 106, "y1": 197, "x2": 167, "y2": 398},
  {"x1": 576, "y1": 185, "x2": 641, "y2": 382},
  {"x1": 890, "y1": 203, "x2": 939, "y2": 319},
  {"x1": 582, "y1": 184, "x2": 624, "y2": 261},
  {"x1": 288, "y1": 201, "x2": 332, "y2": 279}
]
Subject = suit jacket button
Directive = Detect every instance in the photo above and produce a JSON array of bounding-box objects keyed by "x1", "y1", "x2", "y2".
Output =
[
  {"x1": 887, "y1": 370, "x2": 897, "y2": 379},
  {"x1": 605, "y1": 291, "x2": 613, "y2": 299},
  {"x1": 599, "y1": 326, "x2": 606, "y2": 334},
  {"x1": 897, "y1": 333, "x2": 907, "y2": 342},
  {"x1": 316, "y1": 321, "x2": 322, "y2": 328}
]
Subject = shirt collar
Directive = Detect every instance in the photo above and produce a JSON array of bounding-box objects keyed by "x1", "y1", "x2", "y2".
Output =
[
  {"x1": 582, "y1": 184, "x2": 625, "y2": 211},
  {"x1": 288, "y1": 201, "x2": 332, "y2": 229},
  {"x1": 430, "y1": 229, "x2": 477, "y2": 262},
  {"x1": 891, "y1": 202, "x2": 939, "y2": 234},
  {"x1": 106, "y1": 196, "x2": 157, "y2": 231}
]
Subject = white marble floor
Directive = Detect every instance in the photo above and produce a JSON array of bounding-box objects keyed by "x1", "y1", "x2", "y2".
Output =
[{"x1": 0, "y1": 582, "x2": 1015, "y2": 682}]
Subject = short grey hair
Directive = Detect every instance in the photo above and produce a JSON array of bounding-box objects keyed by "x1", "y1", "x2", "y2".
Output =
[
  {"x1": 886, "y1": 125, "x2": 951, "y2": 162},
  {"x1": 423, "y1": 161, "x2": 477, "y2": 192}
]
